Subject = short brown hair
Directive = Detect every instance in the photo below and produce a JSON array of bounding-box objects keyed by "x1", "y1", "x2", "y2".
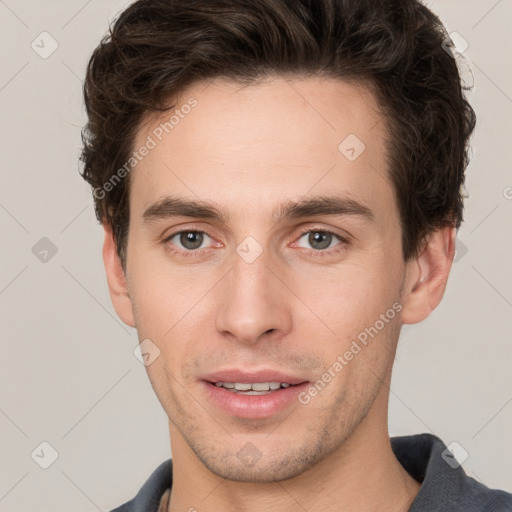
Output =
[{"x1": 80, "y1": 0, "x2": 476, "y2": 267}]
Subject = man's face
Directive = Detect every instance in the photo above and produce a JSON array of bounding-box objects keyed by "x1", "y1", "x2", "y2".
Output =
[{"x1": 123, "y1": 76, "x2": 412, "y2": 481}]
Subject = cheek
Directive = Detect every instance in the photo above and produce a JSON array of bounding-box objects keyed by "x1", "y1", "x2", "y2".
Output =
[
  {"x1": 127, "y1": 249, "x2": 210, "y2": 328},
  {"x1": 288, "y1": 258, "x2": 404, "y2": 386},
  {"x1": 127, "y1": 257, "x2": 218, "y2": 378},
  {"x1": 293, "y1": 260, "x2": 401, "y2": 327}
]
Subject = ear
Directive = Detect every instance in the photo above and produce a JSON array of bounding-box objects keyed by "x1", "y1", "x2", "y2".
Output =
[
  {"x1": 400, "y1": 226, "x2": 456, "y2": 325},
  {"x1": 102, "y1": 223, "x2": 136, "y2": 328}
]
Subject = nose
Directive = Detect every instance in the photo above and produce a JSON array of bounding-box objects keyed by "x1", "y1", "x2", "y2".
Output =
[{"x1": 214, "y1": 248, "x2": 293, "y2": 345}]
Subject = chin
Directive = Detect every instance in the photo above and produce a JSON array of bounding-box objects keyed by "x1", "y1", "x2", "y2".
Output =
[{"x1": 192, "y1": 439, "x2": 330, "y2": 483}]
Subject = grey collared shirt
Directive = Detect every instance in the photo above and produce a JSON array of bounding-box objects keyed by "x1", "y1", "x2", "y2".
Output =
[{"x1": 110, "y1": 433, "x2": 512, "y2": 511}]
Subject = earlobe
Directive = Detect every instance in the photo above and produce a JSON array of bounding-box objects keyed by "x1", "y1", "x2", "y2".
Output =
[
  {"x1": 400, "y1": 226, "x2": 456, "y2": 325},
  {"x1": 102, "y1": 224, "x2": 136, "y2": 328}
]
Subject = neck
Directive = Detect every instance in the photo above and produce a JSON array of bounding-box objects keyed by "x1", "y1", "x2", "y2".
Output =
[{"x1": 167, "y1": 386, "x2": 420, "y2": 512}]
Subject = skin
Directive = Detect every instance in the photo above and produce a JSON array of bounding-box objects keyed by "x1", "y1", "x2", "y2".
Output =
[{"x1": 103, "y1": 76, "x2": 456, "y2": 511}]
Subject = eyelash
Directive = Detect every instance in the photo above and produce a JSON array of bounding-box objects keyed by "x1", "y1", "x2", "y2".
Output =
[
  {"x1": 293, "y1": 228, "x2": 350, "y2": 257},
  {"x1": 162, "y1": 227, "x2": 350, "y2": 259}
]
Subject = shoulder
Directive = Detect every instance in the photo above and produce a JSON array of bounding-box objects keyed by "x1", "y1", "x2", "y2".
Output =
[
  {"x1": 109, "y1": 458, "x2": 173, "y2": 512},
  {"x1": 391, "y1": 433, "x2": 512, "y2": 512}
]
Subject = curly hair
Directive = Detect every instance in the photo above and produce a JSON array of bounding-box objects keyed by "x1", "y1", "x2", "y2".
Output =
[{"x1": 80, "y1": 0, "x2": 476, "y2": 268}]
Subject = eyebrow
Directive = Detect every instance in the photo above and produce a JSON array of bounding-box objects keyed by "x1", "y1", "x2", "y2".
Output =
[{"x1": 142, "y1": 194, "x2": 375, "y2": 225}]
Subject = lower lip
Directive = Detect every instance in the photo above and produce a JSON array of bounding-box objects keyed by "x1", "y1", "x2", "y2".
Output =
[{"x1": 202, "y1": 381, "x2": 309, "y2": 419}]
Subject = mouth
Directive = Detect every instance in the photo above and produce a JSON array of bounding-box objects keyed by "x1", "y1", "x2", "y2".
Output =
[{"x1": 200, "y1": 370, "x2": 310, "y2": 418}]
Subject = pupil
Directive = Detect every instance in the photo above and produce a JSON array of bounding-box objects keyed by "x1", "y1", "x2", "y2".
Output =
[
  {"x1": 181, "y1": 232, "x2": 203, "y2": 250},
  {"x1": 309, "y1": 231, "x2": 331, "y2": 250}
]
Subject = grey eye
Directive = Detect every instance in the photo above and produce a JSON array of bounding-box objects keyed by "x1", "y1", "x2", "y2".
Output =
[
  {"x1": 170, "y1": 231, "x2": 210, "y2": 250},
  {"x1": 297, "y1": 231, "x2": 340, "y2": 251}
]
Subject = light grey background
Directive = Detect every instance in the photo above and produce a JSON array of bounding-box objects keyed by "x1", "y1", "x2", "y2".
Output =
[{"x1": 0, "y1": 0, "x2": 511, "y2": 510}]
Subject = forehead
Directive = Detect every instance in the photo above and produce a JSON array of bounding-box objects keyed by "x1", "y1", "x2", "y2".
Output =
[{"x1": 129, "y1": 76, "x2": 396, "y2": 225}]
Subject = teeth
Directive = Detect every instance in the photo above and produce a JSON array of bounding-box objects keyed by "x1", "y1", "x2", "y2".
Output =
[
  {"x1": 234, "y1": 382, "x2": 252, "y2": 391},
  {"x1": 251, "y1": 382, "x2": 270, "y2": 391},
  {"x1": 214, "y1": 381, "x2": 294, "y2": 392}
]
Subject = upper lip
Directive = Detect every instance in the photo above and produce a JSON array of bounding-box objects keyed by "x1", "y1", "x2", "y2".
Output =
[{"x1": 201, "y1": 369, "x2": 308, "y2": 385}]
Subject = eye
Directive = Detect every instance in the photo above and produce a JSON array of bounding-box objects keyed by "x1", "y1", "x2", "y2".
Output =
[
  {"x1": 165, "y1": 230, "x2": 213, "y2": 251},
  {"x1": 295, "y1": 230, "x2": 347, "y2": 253}
]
